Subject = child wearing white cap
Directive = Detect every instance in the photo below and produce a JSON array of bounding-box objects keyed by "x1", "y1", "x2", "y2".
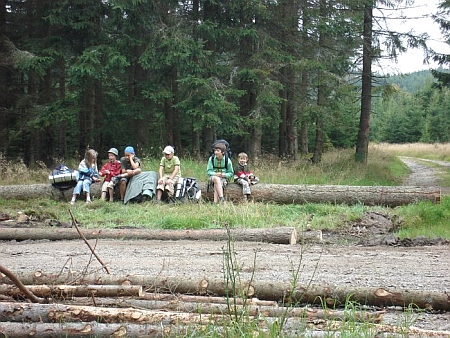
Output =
[
  {"x1": 99, "y1": 148, "x2": 121, "y2": 202},
  {"x1": 156, "y1": 145, "x2": 181, "y2": 203}
]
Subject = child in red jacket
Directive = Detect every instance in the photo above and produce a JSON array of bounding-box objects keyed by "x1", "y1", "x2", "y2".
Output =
[
  {"x1": 99, "y1": 148, "x2": 122, "y2": 202},
  {"x1": 234, "y1": 152, "x2": 259, "y2": 201}
]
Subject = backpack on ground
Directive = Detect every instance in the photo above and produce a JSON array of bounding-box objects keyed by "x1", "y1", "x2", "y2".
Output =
[
  {"x1": 210, "y1": 139, "x2": 232, "y2": 171},
  {"x1": 49, "y1": 164, "x2": 78, "y2": 190},
  {"x1": 175, "y1": 177, "x2": 201, "y2": 203}
]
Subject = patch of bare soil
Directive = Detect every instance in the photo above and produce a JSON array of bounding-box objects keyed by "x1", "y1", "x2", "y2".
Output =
[{"x1": 1, "y1": 157, "x2": 449, "y2": 335}]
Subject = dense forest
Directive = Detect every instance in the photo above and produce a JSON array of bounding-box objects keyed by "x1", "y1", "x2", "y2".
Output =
[
  {"x1": 0, "y1": 0, "x2": 449, "y2": 167},
  {"x1": 371, "y1": 70, "x2": 450, "y2": 144}
]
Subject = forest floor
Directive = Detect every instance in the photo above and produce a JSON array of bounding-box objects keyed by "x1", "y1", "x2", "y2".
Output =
[{"x1": 1, "y1": 157, "x2": 450, "y2": 336}]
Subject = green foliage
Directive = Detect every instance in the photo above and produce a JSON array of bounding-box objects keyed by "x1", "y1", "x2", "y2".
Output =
[
  {"x1": 395, "y1": 197, "x2": 450, "y2": 239},
  {"x1": 371, "y1": 73, "x2": 450, "y2": 144}
]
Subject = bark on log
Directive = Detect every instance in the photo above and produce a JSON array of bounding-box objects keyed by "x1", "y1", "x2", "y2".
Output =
[
  {"x1": 0, "y1": 321, "x2": 184, "y2": 338},
  {"x1": 3, "y1": 272, "x2": 449, "y2": 311},
  {"x1": 140, "y1": 292, "x2": 278, "y2": 307},
  {"x1": 253, "y1": 281, "x2": 450, "y2": 311},
  {"x1": 61, "y1": 297, "x2": 386, "y2": 323},
  {"x1": 0, "y1": 183, "x2": 441, "y2": 206},
  {"x1": 0, "y1": 285, "x2": 142, "y2": 299},
  {"x1": 0, "y1": 227, "x2": 310, "y2": 245},
  {"x1": 1, "y1": 319, "x2": 448, "y2": 338},
  {"x1": 0, "y1": 301, "x2": 228, "y2": 325}
]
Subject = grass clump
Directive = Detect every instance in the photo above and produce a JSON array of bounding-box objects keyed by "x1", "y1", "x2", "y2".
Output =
[{"x1": 395, "y1": 198, "x2": 450, "y2": 239}]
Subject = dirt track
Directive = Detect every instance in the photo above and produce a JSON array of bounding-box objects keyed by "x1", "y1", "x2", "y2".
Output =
[{"x1": 1, "y1": 157, "x2": 450, "y2": 334}]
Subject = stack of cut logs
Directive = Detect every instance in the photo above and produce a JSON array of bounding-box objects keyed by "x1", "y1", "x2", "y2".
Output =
[
  {"x1": 1, "y1": 261, "x2": 450, "y2": 337},
  {"x1": 2, "y1": 269, "x2": 450, "y2": 337}
]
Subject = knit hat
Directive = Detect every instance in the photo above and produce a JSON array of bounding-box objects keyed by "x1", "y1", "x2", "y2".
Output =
[
  {"x1": 124, "y1": 146, "x2": 135, "y2": 154},
  {"x1": 107, "y1": 148, "x2": 119, "y2": 156},
  {"x1": 163, "y1": 145, "x2": 175, "y2": 154}
]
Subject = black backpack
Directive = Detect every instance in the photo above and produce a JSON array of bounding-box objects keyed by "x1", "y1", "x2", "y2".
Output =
[
  {"x1": 175, "y1": 177, "x2": 202, "y2": 203},
  {"x1": 210, "y1": 139, "x2": 232, "y2": 171}
]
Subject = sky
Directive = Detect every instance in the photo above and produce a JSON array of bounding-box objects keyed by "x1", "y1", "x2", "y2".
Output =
[{"x1": 376, "y1": 0, "x2": 450, "y2": 74}]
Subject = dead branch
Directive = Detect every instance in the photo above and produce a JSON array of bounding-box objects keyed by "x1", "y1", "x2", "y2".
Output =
[
  {"x1": 68, "y1": 209, "x2": 111, "y2": 274},
  {"x1": 0, "y1": 264, "x2": 44, "y2": 303}
]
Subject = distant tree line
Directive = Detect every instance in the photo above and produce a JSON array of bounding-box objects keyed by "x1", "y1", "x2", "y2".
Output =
[
  {"x1": 0, "y1": 0, "x2": 446, "y2": 167},
  {"x1": 371, "y1": 71, "x2": 450, "y2": 144}
]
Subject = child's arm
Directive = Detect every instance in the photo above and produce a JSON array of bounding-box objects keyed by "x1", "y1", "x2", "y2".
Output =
[
  {"x1": 224, "y1": 159, "x2": 234, "y2": 180},
  {"x1": 206, "y1": 158, "x2": 215, "y2": 177},
  {"x1": 112, "y1": 162, "x2": 122, "y2": 176},
  {"x1": 171, "y1": 165, "x2": 180, "y2": 180},
  {"x1": 99, "y1": 164, "x2": 108, "y2": 177}
]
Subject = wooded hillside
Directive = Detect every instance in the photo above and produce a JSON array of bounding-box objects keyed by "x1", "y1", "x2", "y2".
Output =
[{"x1": 1, "y1": 0, "x2": 449, "y2": 167}]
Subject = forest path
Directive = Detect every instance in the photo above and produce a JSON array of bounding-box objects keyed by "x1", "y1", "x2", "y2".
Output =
[{"x1": 399, "y1": 156, "x2": 450, "y2": 195}]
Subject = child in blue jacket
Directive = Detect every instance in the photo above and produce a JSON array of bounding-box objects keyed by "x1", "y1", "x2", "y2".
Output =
[{"x1": 70, "y1": 149, "x2": 101, "y2": 204}]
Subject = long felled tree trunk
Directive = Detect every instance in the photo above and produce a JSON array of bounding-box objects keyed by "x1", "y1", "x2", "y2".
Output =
[
  {"x1": 2, "y1": 275, "x2": 449, "y2": 311},
  {"x1": 0, "y1": 183, "x2": 441, "y2": 206}
]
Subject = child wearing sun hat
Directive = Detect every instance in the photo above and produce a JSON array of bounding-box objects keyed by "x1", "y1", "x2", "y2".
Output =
[
  {"x1": 155, "y1": 145, "x2": 181, "y2": 203},
  {"x1": 99, "y1": 148, "x2": 121, "y2": 202}
]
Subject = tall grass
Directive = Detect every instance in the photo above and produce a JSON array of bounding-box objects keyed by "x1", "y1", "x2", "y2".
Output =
[
  {"x1": 0, "y1": 146, "x2": 408, "y2": 186},
  {"x1": 372, "y1": 142, "x2": 450, "y2": 161}
]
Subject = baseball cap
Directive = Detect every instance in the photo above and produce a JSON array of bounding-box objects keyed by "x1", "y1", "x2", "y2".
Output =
[
  {"x1": 124, "y1": 146, "x2": 135, "y2": 154},
  {"x1": 163, "y1": 146, "x2": 175, "y2": 154},
  {"x1": 107, "y1": 148, "x2": 119, "y2": 156}
]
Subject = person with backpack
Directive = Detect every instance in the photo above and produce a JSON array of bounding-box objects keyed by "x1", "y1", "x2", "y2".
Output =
[
  {"x1": 70, "y1": 149, "x2": 101, "y2": 204},
  {"x1": 155, "y1": 145, "x2": 181, "y2": 203},
  {"x1": 99, "y1": 148, "x2": 122, "y2": 202},
  {"x1": 207, "y1": 142, "x2": 233, "y2": 203},
  {"x1": 234, "y1": 152, "x2": 259, "y2": 202}
]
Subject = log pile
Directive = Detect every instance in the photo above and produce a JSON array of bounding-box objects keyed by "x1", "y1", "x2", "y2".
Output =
[
  {"x1": 0, "y1": 182, "x2": 441, "y2": 206},
  {"x1": 1, "y1": 270, "x2": 449, "y2": 337},
  {"x1": 0, "y1": 221, "x2": 448, "y2": 336}
]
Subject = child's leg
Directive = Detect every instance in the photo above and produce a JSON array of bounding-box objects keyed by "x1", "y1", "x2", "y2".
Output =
[
  {"x1": 70, "y1": 194, "x2": 78, "y2": 204},
  {"x1": 241, "y1": 179, "x2": 251, "y2": 195},
  {"x1": 108, "y1": 187, "x2": 114, "y2": 202},
  {"x1": 101, "y1": 181, "x2": 108, "y2": 200},
  {"x1": 119, "y1": 178, "x2": 128, "y2": 201},
  {"x1": 82, "y1": 180, "x2": 92, "y2": 202},
  {"x1": 156, "y1": 189, "x2": 163, "y2": 201},
  {"x1": 212, "y1": 176, "x2": 225, "y2": 202},
  {"x1": 70, "y1": 181, "x2": 83, "y2": 203},
  {"x1": 165, "y1": 178, "x2": 175, "y2": 196}
]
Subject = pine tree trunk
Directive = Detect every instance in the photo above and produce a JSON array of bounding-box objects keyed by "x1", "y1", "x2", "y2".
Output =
[
  {"x1": 0, "y1": 285, "x2": 142, "y2": 299},
  {"x1": 0, "y1": 321, "x2": 174, "y2": 338},
  {"x1": 0, "y1": 227, "x2": 305, "y2": 245},
  {"x1": 355, "y1": 3, "x2": 373, "y2": 164},
  {"x1": 1, "y1": 275, "x2": 449, "y2": 311},
  {"x1": 0, "y1": 183, "x2": 441, "y2": 206},
  {"x1": 0, "y1": 302, "x2": 226, "y2": 325}
]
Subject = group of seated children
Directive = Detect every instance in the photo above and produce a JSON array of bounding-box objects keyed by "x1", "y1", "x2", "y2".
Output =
[{"x1": 70, "y1": 142, "x2": 258, "y2": 204}]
